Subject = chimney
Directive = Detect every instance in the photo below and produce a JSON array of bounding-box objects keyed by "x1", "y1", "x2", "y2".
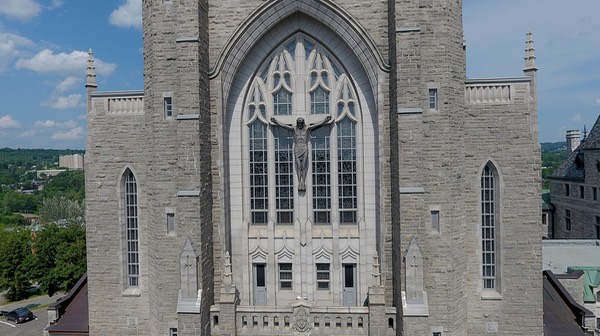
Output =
[{"x1": 566, "y1": 130, "x2": 581, "y2": 154}]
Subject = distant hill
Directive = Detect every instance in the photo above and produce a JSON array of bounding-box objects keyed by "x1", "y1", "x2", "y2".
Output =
[
  {"x1": 541, "y1": 142, "x2": 566, "y2": 153},
  {"x1": 0, "y1": 148, "x2": 84, "y2": 169}
]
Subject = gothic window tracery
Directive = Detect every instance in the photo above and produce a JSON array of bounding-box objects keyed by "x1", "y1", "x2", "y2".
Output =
[{"x1": 246, "y1": 34, "x2": 359, "y2": 225}]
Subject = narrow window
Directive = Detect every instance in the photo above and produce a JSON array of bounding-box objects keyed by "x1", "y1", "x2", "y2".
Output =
[
  {"x1": 580, "y1": 185, "x2": 585, "y2": 199},
  {"x1": 595, "y1": 216, "x2": 600, "y2": 240},
  {"x1": 316, "y1": 263, "x2": 330, "y2": 289},
  {"x1": 431, "y1": 210, "x2": 440, "y2": 231},
  {"x1": 433, "y1": 333, "x2": 442, "y2": 336},
  {"x1": 310, "y1": 86, "x2": 329, "y2": 114},
  {"x1": 164, "y1": 97, "x2": 173, "y2": 118},
  {"x1": 542, "y1": 213, "x2": 547, "y2": 226},
  {"x1": 338, "y1": 118, "x2": 357, "y2": 223},
  {"x1": 428, "y1": 88, "x2": 438, "y2": 109},
  {"x1": 279, "y1": 263, "x2": 292, "y2": 289},
  {"x1": 312, "y1": 127, "x2": 331, "y2": 224},
  {"x1": 481, "y1": 163, "x2": 498, "y2": 290},
  {"x1": 166, "y1": 213, "x2": 175, "y2": 234},
  {"x1": 274, "y1": 127, "x2": 294, "y2": 224},
  {"x1": 593, "y1": 187, "x2": 597, "y2": 201},
  {"x1": 565, "y1": 184, "x2": 570, "y2": 196},
  {"x1": 249, "y1": 121, "x2": 268, "y2": 224},
  {"x1": 124, "y1": 171, "x2": 139, "y2": 288},
  {"x1": 169, "y1": 328, "x2": 178, "y2": 336},
  {"x1": 273, "y1": 88, "x2": 292, "y2": 115},
  {"x1": 565, "y1": 209, "x2": 571, "y2": 231}
]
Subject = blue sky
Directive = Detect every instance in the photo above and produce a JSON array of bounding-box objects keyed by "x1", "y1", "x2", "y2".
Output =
[{"x1": 0, "y1": 0, "x2": 598, "y2": 149}]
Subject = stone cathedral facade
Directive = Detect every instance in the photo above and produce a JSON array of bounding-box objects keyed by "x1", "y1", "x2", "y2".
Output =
[{"x1": 85, "y1": 0, "x2": 543, "y2": 335}]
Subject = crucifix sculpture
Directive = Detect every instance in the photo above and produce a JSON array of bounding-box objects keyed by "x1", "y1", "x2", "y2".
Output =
[{"x1": 270, "y1": 115, "x2": 332, "y2": 191}]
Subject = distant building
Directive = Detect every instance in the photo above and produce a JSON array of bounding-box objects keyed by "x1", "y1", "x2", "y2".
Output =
[
  {"x1": 543, "y1": 240, "x2": 600, "y2": 335},
  {"x1": 543, "y1": 270, "x2": 595, "y2": 336},
  {"x1": 36, "y1": 169, "x2": 66, "y2": 178},
  {"x1": 44, "y1": 274, "x2": 89, "y2": 336},
  {"x1": 59, "y1": 154, "x2": 84, "y2": 170},
  {"x1": 549, "y1": 116, "x2": 600, "y2": 239},
  {"x1": 542, "y1": 190, "x2": 555, "y2": 238}
]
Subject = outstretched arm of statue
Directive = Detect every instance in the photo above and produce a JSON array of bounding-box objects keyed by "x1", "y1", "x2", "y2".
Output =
[
  {"x1": 270, "y1": 117, "x2": 294, "y2": 130},
  {"x1": 308, "y1": 115, "x2": 332, "y2": 130}
]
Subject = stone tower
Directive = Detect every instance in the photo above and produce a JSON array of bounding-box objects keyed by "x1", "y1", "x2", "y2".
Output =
[{"x1": 85, "y1": 1, "x2": 543, "y2": 335}]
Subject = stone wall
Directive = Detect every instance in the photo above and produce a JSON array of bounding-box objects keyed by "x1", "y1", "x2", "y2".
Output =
[{"x1": 85, "y1": 0, "x2": 544, "y2": 335}]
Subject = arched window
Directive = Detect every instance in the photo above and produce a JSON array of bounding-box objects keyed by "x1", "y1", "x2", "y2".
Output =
[
  {"x1": 481, "y1": 163, "x2": 500, "y2": 291},
  {"x1": 123, "y1": 169, "x2": 139, "y2": 288},
  {"x1": 245, "y1": 34, "x2": 358, "y2": 226}
]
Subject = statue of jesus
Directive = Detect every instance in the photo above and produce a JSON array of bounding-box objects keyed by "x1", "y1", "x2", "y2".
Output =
[{"x1": 270, "y1": 115, "x2": 332, "y2": 191}]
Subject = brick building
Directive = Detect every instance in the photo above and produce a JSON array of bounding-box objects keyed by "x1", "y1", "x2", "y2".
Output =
[{"x1": 84, "y1": 1, "x2": 543, "y2": 335}]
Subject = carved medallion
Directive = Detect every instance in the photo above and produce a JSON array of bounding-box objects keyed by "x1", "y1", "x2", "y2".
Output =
[{"x1": 292, "y1": 305, "x2": 311, "y2": 333}]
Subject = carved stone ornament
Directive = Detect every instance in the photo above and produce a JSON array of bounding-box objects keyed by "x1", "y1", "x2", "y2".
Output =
[{"x1": 291, "y1": 299, "x2": 313, "y2": 333}]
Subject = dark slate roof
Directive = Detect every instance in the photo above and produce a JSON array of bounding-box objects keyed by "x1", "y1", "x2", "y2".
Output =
[
  {"x1": 550, "y1": 148, "x2": 585, "y2": 181},
  {"x1": 46, "y1": 274, "x2": 88, "y2": 335},
  {"x1": 580, "y1": 115, "x2": 600, "y2": 150},
  {"x1": 543, "y1": 270, "x2": 593, "y2": 336}
]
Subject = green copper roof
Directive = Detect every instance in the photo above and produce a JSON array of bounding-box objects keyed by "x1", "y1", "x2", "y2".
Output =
[{"x1": 568, "y1": 267, "x2": 600, "y2": 302}]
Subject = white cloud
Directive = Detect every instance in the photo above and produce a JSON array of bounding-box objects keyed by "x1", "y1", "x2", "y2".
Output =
[
  {"x1": 0, "y1": 115, "x2": 20, "y2": 128},
  {"x1": 109, "y1": 0, "x2": 142, "y2": 30},
  {"x1": 571, "y1": 114, "x2": 582, "y2": 123},
  {"x1": 34, "y1": 120, "x2": 57, "y2": 128},
  {"x1": 49, "y1": 0, "x2": 63, "y2": 10},
  {"x1": 63, "y1": 120, "x2": 78, "y2": 128},
  {"x1": 0, "y1": 31, "x2": 33, "y2": 72},
  {"x1": 51, "y1": 127, "x2": 83, "y2": 140},
  {"x1": 42, "y1": 94, "x2": 83, "y2": 109},
  {"x1": 0, "y1": 0, "x2": 41, "y2": 20},
  {"x1": 34, "y1": 119, "x2": 79, "y2": 129},
  {"x1": 595, "y1": 99, "x2": 600, "y2": 106},
  {"x1": 15, "y1": 49, "x2": 117, "y2": 76},
  {"x1": 19, "y1": 129, "x2": 37, "y2": 138},
  {"x1": 56, "y1": 76, "x2": 81, "y2": 92}
]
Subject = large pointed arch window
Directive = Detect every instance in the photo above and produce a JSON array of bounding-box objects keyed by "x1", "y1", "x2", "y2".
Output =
[{"x1": 245, "y1": 34, "x2": 359, "y2": 225}]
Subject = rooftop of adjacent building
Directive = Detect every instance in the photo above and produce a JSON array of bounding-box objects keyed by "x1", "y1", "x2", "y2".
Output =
[{"x1": 550, "y1": 114, "x2": 600, "y2": 181}]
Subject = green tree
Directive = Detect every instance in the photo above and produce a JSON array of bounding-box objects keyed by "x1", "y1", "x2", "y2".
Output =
[
  {"x1": 40, "y1": 170, "x2": 85, "y2": 201},
  {"x1": 1, "y1": 190, "x2": 37, "y2": 213},
  {"x1": 0, "y1": 229, "x2": 33, "y2": 301},
  {"x1": 28, "y1": 224, "x2": 86, "y2": 296},
  {"x1": 39, "y1": 196, "x2": 85, "y2": 227}
]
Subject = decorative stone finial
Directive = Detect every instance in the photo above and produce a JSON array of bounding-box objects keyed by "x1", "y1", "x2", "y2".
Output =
[
  {"x1": 223, "y1": 251, "x2": 232, "y2": 287},
  {"x1": 372, "y1": 251, "x2": 381, "y2": 287},
  {"x1": 523, "y1": 30, "x2": 537, "y2": 71},
  {"x1": 86, "y1": 49, "x2": 97, "y2": 89}
]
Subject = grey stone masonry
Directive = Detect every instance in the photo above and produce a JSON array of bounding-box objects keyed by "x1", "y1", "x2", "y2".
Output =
[{"x1": 85, "y1": 0, "x2": 543, "y2": 335}]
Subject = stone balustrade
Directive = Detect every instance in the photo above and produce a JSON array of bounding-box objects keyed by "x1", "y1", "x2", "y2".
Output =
[
  {"x1": 210, "y1": 305, "x2": 397, "y2": 335},
  {"x1": 465, "y1": 77, "x2": 531, "y2": 104},
  {"x1": 90, "y1": 91, "x2": 144, "y2": 115}
]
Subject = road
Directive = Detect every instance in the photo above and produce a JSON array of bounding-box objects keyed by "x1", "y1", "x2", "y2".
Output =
[{"x1": 0, "y1": 293, "x2": 62, "y2": 336}]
